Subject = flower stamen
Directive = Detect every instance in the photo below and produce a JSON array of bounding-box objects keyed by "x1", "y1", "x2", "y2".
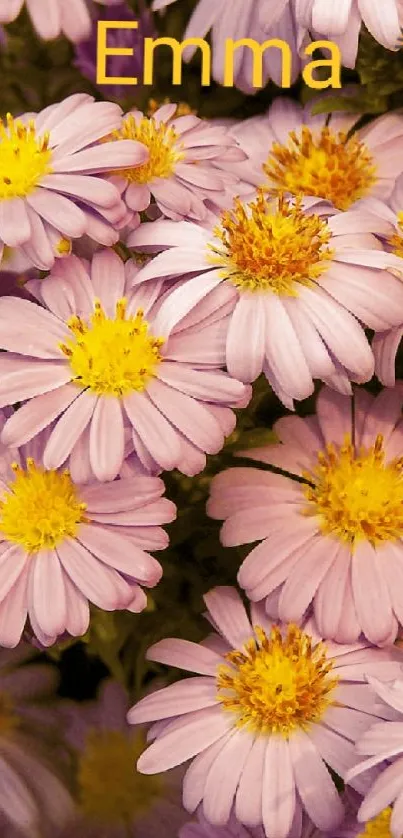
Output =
[
  {"x1": 302, "y1": 434, "x2": 403, "y2": 546},
  {"x1": 264, "y1": 126, "x2": 377, "y2": 211},
  {"x1": 0, "y1": 459, "x2": 87, "y2": 552},
  {"x1": 60, "y1": 299, "x2": 164, "y2": 397},
  {"x1": 209, "y1": 190, "x2": 334, "y2": 296},
  {"x1": 0, "y1": 115, "x2": 52, "y2": 200},
  {"x1": 217, "y1": 623, "x2": 338, "y2": 735}
]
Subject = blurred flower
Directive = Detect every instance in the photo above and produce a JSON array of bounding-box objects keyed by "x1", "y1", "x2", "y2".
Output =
[
  {"x1": 209, "y1": 385, "x2": 403, "y2": 646},
  {"x1": 74, "y1": 1, "x2": 154, "y2": 101},
  {"x1": 128, "y1": 586, "x2": 403, "y2": 837},
  {"x1": 0, "y1": 406, "x2": 175, "y2": 647},
  {"x1": 296, "y1": 0, "x2": 402, "y2": 68},
  {"x1": 56, "y1": 679, "x2": 187, "y2": 838},
  {"x1": 0, "y1": 645, "x2": 74, "y2": 836},
  {"x1": 346, "y1": 673, "x2": 403, "y2": 837},
  {"x1": 152, "y1": 0, "x2": 302, "y2": 92},
  {"x1": 0, "y1": 249, "x2": 249, "y2": 479},
  {"x1": 107, "y1": 104, "x2": 248, "y2": 224},
  {"x1": 0, "y1": 0, "x2": 123, "y2": 43},
  {"x1": 180, "y1": 809, "x2": 266, "y2": 837},
  {"x1": 128, "y1": 191, "x2": 403, "y2": 408},
  {"x1": 0, "y1": 94, "x2": 147, "y2": 270}
]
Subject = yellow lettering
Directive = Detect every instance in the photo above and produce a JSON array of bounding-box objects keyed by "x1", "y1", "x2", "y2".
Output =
[
  {"x1": 224, "y1": 38, "x2": 292, "y2": 88},
  {"x1": 143, "y1": 37, "x2": 211, "y2": 86},
  {"x1": 96, "y1": 21, "x2": 139, "y2": 86},
  {"x1": 302, "y1": 40, "x2": 341, "y2": 89}
]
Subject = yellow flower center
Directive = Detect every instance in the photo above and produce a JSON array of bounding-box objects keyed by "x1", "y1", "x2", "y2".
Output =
[
  {"x1": 303, "y1": 434, "x2": 403, "y2": 547},
  {"x1": 263, "y1": 127, "x2": 377, "y2": 211},
  {"x1": 0, "y1": 459, "x2": 87, "y2": 553},
  {"x1": 217, "y1": 624, "x2": 337, "y2": 735},
  {"x1": 78, "y1": 730, "x2": 164, "y2": 826},
  {"x1": 110, "y1": 114, "x2": 184, "y2": 184},
  {"x1": 0, "y1": 115, "x2": 52, "y2": 200},
  {"x1": 209, "y1": 191, "x2": 334, "y2": 296},
  {"x1": 389, "y1": 211, "x2": 403, "y2": 258},
  {"x1": 358, "y1": 808, "x2": 393, "y2": 838},
  {"x1": 60, "y1": 299, "x2": 164, "y2": 397}
]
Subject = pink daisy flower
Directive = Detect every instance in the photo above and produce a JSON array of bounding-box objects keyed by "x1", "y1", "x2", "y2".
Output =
[
  {"x1": 0, "y1": 644, "x2": 74, "y2": 836},
  {"x1": 152, "y1": 1, "x2": 301, "y2": 92},
  {"x1": 0, "y1": 407, "x2": 175, "y2": 648},
  {"x1": 0, "y1": 94, "x2": 148, "y2": 270},
  {"x1": 128, "y1": 192, "x2": 403, "y2": 408},
  {"x1": 128, "y1": 586, "x2": 403, "y2": 837},
  {"x1": 346, "y1": 673, "x2": 403, "y2": 838},
  {"x1": 296, "y1": 0, "x2": 402, "y2": 68},
  {"x1": 56, "y1": 678, "x2": 187, "y2": 838},
  {"x1": 208, "y1": 385, "x2": 403, "y2": 646},
  {"x1": 0, "y1": 249, "x2": 248, "y2": 480},
  {"x1": 215, "y1": 98, "x2": 403, "y2": 212},
  {"x1": 0, "y1": 0, "x2": 123, "y2": 42},
  {"x1": 107, "y1": 104, "x2": 248, "y2": 224}
]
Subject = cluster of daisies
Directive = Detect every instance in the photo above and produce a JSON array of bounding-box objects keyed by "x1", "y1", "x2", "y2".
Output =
[{"x1": 2, "y1": 1, "x2": 403, "y2": 838}]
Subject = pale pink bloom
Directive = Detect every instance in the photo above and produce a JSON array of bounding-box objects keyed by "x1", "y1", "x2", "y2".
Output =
[
  {"x1": 296, "y1": 0, "x2": 402, "y2": 68},
  {"x1": 0, "y1": 0, "x2": 123, "y2": 42},
  {"x1": 0, "y1": 645, "x2": 74, "y2": 836},
  {"x1": 128, "y1": 197, "x2": 403, "y2": 409},
  {"x1": 0, "y1": 249, "x2": 248, "y2": 480},
  {"x1": 214, "y1": 98, "x2": 403, "y2": 209},
  {"x1": 346, "y1": 673, "x2": 403, "y2": 838},
  {"x1": 0, "y1": 94, "x2": 148, "y2": 270},
  {"x1": 128, "y1": 586, "x2": 403, "y2": 837},
  {"x1": 152, "y1": 1, "x2": 302, "y2": 92},
  {"x1": 109, "y1": 104, "x2": 248, "y2": 225},
  {"x1": 208, "y1": 385, "x2": 403, "y2": 646},
  {"x1": 0, "y1": 408, "x2": 175, "y2": 648}
]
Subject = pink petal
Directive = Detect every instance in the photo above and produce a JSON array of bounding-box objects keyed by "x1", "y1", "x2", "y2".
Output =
[
  {"x1": 77, "y1": 523, "x2": 162, "y2": 586},
  {"x1": 57, "y1": 536, "x2": 132, "y2": 609},
  {"x1": 226, "y1": 293, "x2": 266, "y2": 383},
  {"x1": 127, "y1": 677, "x2": 217, "y2": 724},
  {"x1": 183, "y1": 732, "x2": 234, "y2": 814},
  {"x1": 278, "y1": 535, "x2": 340, "y2": 624},
  {"x1": 203, "y1": 729, "x2": 255, "y2": 825},
  {"x1": 235, "y1": 735, "x2": 266, "y2": 827},
  {"x1": 147, "y1": 377, "x2": 224, "y2": 454},
  {"x1": 124, "y1": 391, "x2": 182, "y2": 471},
  {"x1": 89, "y1": 397, "x2": 125, "y2": 481},
  {"x1": 31, "y1": 549, "x2": 67, "y2": 637},
  {"x1": 203, "y1": 587, "x2": 252, "y2": 649},
  {"x1": 43, "y1": 390, "x2": 97, "y2": 469},
  {"x1": 136, "y1": 706, "x2": 233, "y2": 774},
  {"x1": 146, "y1": 638, "x2": 224, "y2": 675},
  {"x1": 262, "y1": 736, "x2": 296, "y2": 838},
  {"x1": 290, "y1": 729, "x2": 344, "y2": 830},
  {"x1": 352, "y1": 542, "x2": 394, "y2": 644},
  {"x1": 1, "y1": 384, "x2": 80, "y2": 447}
]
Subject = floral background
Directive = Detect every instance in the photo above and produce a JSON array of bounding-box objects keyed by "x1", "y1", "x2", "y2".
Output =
[{"x1": 1, "y1": 1, "x2": 403, "y2": 837}]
